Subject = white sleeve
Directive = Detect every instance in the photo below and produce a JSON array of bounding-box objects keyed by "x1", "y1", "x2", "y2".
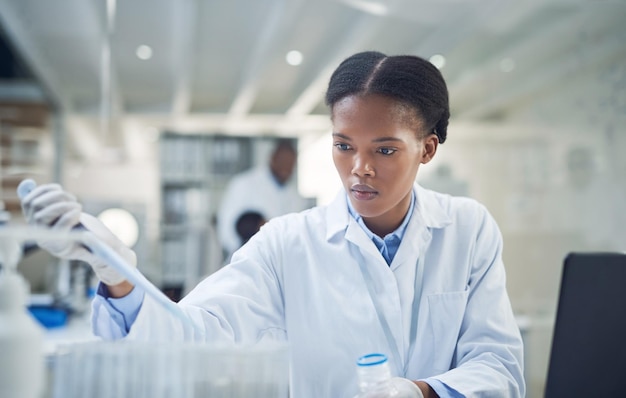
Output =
[{"x1": 123, "y1": 227, "x2": 287, "y2": 344}]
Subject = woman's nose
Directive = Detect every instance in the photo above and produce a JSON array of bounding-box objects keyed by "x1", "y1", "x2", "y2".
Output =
[{"x1": 351, "y1": 154, "x2": 375, "y2": 177}]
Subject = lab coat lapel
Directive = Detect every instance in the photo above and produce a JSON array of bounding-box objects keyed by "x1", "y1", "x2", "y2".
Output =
[
  {"x1": 394, "y1": 184, "x2": 453, "y2": 267},
  {"x1": 390, "y1": 183, "x2": 451, "y2": 270},
  {"x1": 397, "y1": 185, "x2": 454, "y2": 375},
  {"x1": 385, "y1": 196, "x2": 431, "y2": 373},
  {"x1": 345, "y1": 219, "x2": 384, "y2": 261},
  {"x1": 325, "y1": 190, "x2": 389, "y2": 262},
  {"x1": 390, "y1": 214, "x2": 430, "y2": 271},
  {"x1": 337, "y1": 195, "x2": 406, "y2": 374},
  {"x1": 345, "y1": 226, "x2": 406, "y2": 375}
]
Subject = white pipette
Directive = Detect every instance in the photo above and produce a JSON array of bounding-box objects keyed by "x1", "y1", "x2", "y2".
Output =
[{"x1": 17, "y1": 179, "x2": 202, "y2": 335}]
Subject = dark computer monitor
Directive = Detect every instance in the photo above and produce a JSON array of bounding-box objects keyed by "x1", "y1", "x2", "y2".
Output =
[{"x1": 544, "y1": 252, "x2": 626, "y2": 397}]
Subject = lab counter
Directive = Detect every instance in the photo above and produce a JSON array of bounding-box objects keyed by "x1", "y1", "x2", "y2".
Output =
[
  {"x1": 39, "y1": 315, "x2": 290, "y2": 398},
  {"x1": 42, "y1": 315, "x2": 98, "y2": 356}
]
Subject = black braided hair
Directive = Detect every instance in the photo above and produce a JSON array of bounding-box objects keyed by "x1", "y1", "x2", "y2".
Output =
[{"x1": 325, "y1": 51, "x2": 449, "y2": 144}]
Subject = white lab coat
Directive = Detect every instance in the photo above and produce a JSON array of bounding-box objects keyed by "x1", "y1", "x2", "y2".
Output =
[
  {"x1": 94, "y1": 184, "x2": 524, "y2": 397},
  {"x1": 216, "y1": 165, "x2": 308, "y2": 257}
]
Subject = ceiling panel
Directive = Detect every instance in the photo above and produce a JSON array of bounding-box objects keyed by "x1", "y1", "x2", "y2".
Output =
[
  {"x1": 0, "y1": 0, "x2": 623, "y2": 156},
  {"x1": 191, "y1": 0, "x2": 284, "y2": 113},
  {"x1": 251, "y1": 1, "x2": 362, "y2": 113}
]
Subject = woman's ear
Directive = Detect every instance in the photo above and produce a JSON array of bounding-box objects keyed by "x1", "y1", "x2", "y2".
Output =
[{"x1": 420, "y1": 134, "x2": 439, "y2": 164}]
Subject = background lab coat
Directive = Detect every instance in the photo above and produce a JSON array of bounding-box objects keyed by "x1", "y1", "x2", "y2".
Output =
[
  {"x1": 93, "y1": 185, "x2": 524, "y2": 398},
  {"x1": 217, "y1": 165, "x2": 308, "y2": 256}
]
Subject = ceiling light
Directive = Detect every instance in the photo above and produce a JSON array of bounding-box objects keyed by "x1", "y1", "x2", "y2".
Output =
[
  {"x1": 500, "y1": 58, "x2": 515, "y2": 73},
  {"x1": 286, "y1": 50, "x2": 303, "y2": 66},
  {"x1": 340, "y1": 0, "x2": 388, "y2": 16},
  {"x1": 429, "y1": 54, "x2": 446, "y2": 69},
  {"x1": 136, "y1": 45, "x2": 153, "y2": 60},
  {"x1": 97, "y1": 208, "x2": 140, "y2": 247}
]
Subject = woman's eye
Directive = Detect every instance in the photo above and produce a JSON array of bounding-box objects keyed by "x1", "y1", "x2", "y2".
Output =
[
  {"x1": 335, "y1": 143, "x2": 351, "y2": 151},
  {"x1": 378, "y1": 147, "x2": 396, "y2": 155}
]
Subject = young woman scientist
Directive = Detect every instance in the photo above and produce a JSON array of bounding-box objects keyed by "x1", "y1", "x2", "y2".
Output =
[{"x1": 21, "y1": 51, "x2": 524, "y2": 397}]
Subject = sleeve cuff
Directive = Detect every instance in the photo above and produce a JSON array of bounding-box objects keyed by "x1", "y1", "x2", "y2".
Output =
[
  {"x1": 96, "y1": 282, "x2": 145, "y2": 333},
  {"x1": 423, "y1": 378, "x2": 465, "y2": 398}
]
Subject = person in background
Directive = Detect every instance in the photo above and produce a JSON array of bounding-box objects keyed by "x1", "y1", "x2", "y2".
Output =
[
  {"x1": 216, "y1": 139, "x2": 308, "y2": 260},
  {"x1": 21, "y1": 51, "x2": 524, "y2": 397},
  {"x1": 235, "y1": 210, "x2": 266, "y2": 247}
]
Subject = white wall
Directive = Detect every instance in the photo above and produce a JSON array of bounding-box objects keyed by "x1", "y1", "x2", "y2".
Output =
[{"x1": 298, "y1": 131, "x2": 341, "y2": 206}]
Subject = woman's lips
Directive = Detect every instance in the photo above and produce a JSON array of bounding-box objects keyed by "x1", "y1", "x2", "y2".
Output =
[{"x1": 351, "y1": 184, "x2": 378, "y2": 201}]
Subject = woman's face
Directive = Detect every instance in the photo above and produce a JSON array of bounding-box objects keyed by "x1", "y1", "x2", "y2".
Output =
[{"x1": 331, "y1": 94, "x2": 437, "y2": 236}]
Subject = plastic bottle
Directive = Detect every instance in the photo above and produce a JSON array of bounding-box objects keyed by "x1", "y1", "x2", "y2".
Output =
[
  {"x1": 354, "y1": 353, "x2": 423, "y2": 398},
  {"x1": 0, "y1": 268, "x2": 45, "y2": 398}
]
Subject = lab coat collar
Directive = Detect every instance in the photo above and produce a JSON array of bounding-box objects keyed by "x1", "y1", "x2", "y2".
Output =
[{"x1": 325, "y1": 183, "x2": 453, "y2": 242}]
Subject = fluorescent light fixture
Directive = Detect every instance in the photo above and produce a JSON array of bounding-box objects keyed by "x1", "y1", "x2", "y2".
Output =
[
  {"x1": 286, "y1": 50, "x2": 303, "y2": 66},
  {"x1": 341, "y1": 0, "x2": 388, "y2": 16},
  {"x1": 429, "y1": 54, "x2": 446, "y2": 69},
  {"x1": 97, "y1": 208, "x2": 140, "y2": 247},
  {"x1": 136, "y1": 45, "x2": 153, "y2": 60}
]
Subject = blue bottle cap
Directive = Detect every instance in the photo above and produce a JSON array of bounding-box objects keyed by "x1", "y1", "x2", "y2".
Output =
[{"x1": 356, "y1": 353, "x2": 388, "y2": 366}]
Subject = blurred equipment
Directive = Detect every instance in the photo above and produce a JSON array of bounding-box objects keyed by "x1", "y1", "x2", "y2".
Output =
[
  {"x1": 50, "y1": 341, "x2": 290, "y2": 398},
  {"x1": 0, "y1": 222, "x2": 45, "y2": 398},
  {"x1": 544, "y1": 252, "x2": 626, "y2": 397}
]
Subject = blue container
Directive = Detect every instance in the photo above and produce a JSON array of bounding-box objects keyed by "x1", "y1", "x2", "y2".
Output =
[{"x1": 28, "y1": 306, "x2": 68, "y2": 329}]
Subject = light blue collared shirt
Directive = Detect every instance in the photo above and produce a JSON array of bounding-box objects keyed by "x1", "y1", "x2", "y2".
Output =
[{"x1": 346, "y1": 191, "x2": 415, "y2": 265}]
